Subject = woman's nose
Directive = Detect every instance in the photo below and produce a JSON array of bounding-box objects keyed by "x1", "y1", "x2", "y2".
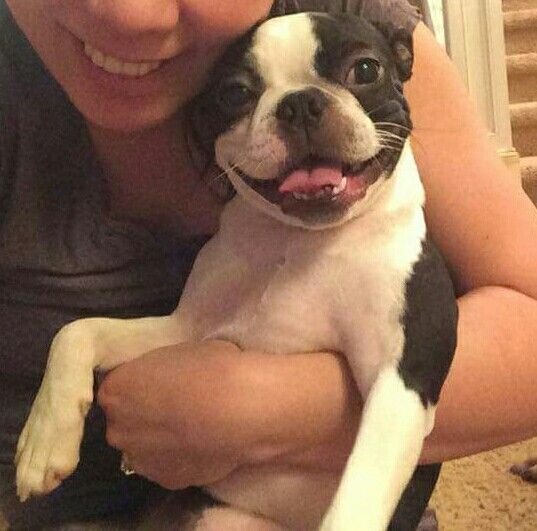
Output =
[{"x1": 85, "y1": 0, "x2": 181, "y2": 35}]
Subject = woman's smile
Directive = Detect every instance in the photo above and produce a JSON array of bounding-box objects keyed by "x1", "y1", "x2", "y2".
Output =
[
  {"x1": 83, "y1": 43, "x2": 164, "y2": 78},
  {"x1": 61, "y1": 20, "x2": 195, "y2": 97}
]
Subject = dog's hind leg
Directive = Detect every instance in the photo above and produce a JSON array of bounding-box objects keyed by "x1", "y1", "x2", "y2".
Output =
[
  {"x1": 388, "y1": 464, "x2": 441, "y2": 531},
  {"x1": 15, "y1": 315, "x2": 187, "y2": 502}
]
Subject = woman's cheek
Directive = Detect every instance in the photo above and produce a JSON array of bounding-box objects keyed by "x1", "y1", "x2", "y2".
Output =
[{"x1": 182, "y1": 0, "x2": 274, "y2": 43}]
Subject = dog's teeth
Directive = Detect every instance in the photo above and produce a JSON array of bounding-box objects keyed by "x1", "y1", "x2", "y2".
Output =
[
  {"x1": 292, "y1": 186, "x2": 345, "y2": 201},
  {"x1": 333, "y1": 178, "x2": 348, "y2": 196}
]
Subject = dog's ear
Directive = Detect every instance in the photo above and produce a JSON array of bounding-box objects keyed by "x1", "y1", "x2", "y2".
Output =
[
  {"x1": 390, "y1": 28, "x2": 414, "y2": 82},
  {"x1": 373, "y1": 22, "x2": 414, "y2": 82}
]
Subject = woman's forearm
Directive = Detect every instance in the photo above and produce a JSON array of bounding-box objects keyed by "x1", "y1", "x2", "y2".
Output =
[
  {"x1": 235, "y1": 349, "x2": 361, "y2": 471},
  {"x1": 243, "y1": 286, "x2": 537, "y2": 471},
  {"x1": 422, "y1": 286, "x2": 537, "y2": 463}
]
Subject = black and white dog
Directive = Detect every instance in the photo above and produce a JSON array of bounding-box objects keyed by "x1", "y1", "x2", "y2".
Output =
[{"x1": 15, "y1": 12, "x2": 457, "y2": 531}]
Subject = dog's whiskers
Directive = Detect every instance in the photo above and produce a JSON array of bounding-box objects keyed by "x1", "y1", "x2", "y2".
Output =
[
  {"x1": 375, "y1": 121, "x2": 412, "y2": 133},
  {"x1": 378, "y1": 136, "x2": 405, "y2": 146},
  {"x1": 376, "y1": 129, "x2": 406, "y2": 141}
]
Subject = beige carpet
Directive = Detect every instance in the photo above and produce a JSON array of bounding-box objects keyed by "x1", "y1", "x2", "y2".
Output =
[{"x1": 431, "y1": 438, "x2": 537, "y2": 530}]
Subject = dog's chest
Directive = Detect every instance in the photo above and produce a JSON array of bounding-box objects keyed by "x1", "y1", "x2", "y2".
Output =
[{"x1": 179, "y1": 198, "x2": 425, "y2": 362}]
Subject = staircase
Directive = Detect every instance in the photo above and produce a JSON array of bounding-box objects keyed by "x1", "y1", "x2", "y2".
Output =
[{"x1": 503, "y1": 0, "x2": 537, "y2": 204}]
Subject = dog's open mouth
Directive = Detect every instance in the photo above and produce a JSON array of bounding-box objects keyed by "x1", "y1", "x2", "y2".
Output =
[{"x1": 234, "y1": 154, "x2": 384, "y2": 217}]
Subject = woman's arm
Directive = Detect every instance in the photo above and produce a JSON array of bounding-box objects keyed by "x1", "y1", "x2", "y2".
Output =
[
  {"x1": 408, "y1": 24, "x2": 537, "y2": 300},
  {"x1": 98, "y1": 23, "x2": 537, "y2": 487},
  {"x1": 405, "y1": 22, "x2": 537, "y2": 462}
]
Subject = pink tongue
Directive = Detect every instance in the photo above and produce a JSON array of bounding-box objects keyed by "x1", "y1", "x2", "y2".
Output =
[{"x1": 278, "y1": 165, "x2": 343, "y2": 194}]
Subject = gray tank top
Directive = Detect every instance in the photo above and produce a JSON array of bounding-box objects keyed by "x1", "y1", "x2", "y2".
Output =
[{"x1": 0, "y1": 5, "x2": 209, "y2": 389}]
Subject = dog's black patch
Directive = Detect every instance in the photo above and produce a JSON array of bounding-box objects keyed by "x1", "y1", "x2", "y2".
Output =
[
  {"x1": 398, "y1": 237, "x2": 458, "y2": 407},
  {"x1": 309, "y1": 13, "x2": 413, "y2": 177},
  {"x1": 188, "y1": 27, "x2": 264, "y2": 158}
]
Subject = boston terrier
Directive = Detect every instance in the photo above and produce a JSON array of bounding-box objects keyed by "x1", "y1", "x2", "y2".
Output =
[{"x1": 15, "y1": 12, "x2": 457, "y2": 531}]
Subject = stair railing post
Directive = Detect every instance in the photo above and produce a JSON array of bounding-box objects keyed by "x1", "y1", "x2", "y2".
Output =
[{"x1": 441, "y1": 0, "x2": 519, "y2": 177}]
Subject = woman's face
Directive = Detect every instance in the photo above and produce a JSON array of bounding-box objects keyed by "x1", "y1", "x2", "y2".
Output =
[{"x1": 6, "y1": 0, "x2": 274, "y2": 131}]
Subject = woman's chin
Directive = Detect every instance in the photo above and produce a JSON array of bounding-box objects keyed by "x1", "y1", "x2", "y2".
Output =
[{"x1": 77, "y1": 96, "x2": 183, "y2": 133}]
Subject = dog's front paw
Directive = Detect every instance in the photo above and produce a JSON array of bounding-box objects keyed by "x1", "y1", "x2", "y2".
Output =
[{"x1": 15, "y1": 376, "x2": 92, "y2": 502}]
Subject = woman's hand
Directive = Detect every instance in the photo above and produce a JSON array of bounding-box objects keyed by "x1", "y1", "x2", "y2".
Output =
[
  {"x1": 97, "y1": 341, "x2": 360, "y2": 490},
  {"x1": 97, "y1": 341, "x2": 247, "y2": 489}
]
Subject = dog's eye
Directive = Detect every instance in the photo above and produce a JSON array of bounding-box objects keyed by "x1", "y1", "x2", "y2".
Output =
[
  {"x1": 347, "y1": 59, "x2": 383, "y2": 85},
  {"x1": 219, "y1": 82, "x2": 254, "y2": 110}
]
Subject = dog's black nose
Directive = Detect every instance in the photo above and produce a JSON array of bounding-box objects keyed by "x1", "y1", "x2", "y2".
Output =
[{"x1": 276, "y1": 88, "x2": 328, "y2": 129}]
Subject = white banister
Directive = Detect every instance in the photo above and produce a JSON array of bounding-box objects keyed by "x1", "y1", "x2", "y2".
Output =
[{"x1": 441, "y1": 0, "x2": 515, "y2": 155}]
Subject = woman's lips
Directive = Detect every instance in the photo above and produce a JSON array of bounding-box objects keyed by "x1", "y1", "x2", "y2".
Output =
[
  {"x1": 83, "y1": 42, "x2": 164, "y2": 77},
  {"x1": 60, "y1": 24, "x2": 196, "y2": 98}
]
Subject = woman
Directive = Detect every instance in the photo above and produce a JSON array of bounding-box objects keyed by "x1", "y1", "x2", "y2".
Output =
[{"x1": 1, "y1": 0, "x2": 537, "y2": 529}]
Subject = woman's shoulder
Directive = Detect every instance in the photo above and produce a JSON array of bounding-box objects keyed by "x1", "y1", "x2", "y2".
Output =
[{"x1": 270, "y1": 0, "x2": 421, "y2": 32}]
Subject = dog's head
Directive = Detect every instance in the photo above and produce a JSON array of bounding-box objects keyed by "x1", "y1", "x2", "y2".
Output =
[{"x1": 191, "y1": 12, "x2": 414, "y2": 228}]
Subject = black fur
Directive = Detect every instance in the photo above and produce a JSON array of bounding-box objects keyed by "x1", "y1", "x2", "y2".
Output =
[
  {"x1": 188, "y1": 27, "x2": 263, "y2": 157},
  {"x1": 398, "y1": 238, "x2": 458, "y2": 407},
  {"x1": 391, "y1": 238, "x2": 457, "y2": 531},
  {"x1": 389, "y1": 464, "x2": 442, "y2": 531},
  {"x1": 311, "y1": 13, "x2": 413, "y2": 173}
]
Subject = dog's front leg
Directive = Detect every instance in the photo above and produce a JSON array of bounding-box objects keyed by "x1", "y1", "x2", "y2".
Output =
[
  {"x1": 15, "y1": 315, "x2": 185, "y2": 502},
  {"x1": 319, "y1": 364, "x2": 434, "y2": 531}
]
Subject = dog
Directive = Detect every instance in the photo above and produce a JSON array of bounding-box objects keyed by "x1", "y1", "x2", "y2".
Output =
[{"x1": 15, "y1": 12, "x2": 457, "y2": 531}]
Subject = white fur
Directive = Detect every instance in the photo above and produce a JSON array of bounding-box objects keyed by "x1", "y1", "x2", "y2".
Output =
[{"x1": 253, "y1": 14, "x2": 320, "y2": 87}]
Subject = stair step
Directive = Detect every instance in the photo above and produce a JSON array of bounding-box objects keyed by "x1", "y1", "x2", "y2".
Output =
[
  {"x1": 521, "y1": 156, "x2": 537, "y2": 206},
  {"x1": 507, "y1": 52, "x2": 537, "y2": 103},
  {"x1": 503, "y1": 0, "x2": 537, "y2": 11},
  {"x1": 511, "y1": 101, "x2": 537, "y2": 127},
  {"x1": 511, "y1": 102, "x2": 537, "y2": 157},
  {"x1": 503, "y1": 1, "x2": 537, "y2": 196},
  {"x1": 504, "y1": 9, "x2": 537, "y2": 55},
  {"x1": 512, "y1": 127, "x2": 537, "y2": 158},
  {"x1": 512, "y1": 127, "x2": 537, "y2": 157},
  {"x1": 506, "y1": 52, "x2": 537, "y2": 75},
  {"x1": 504, "y1": 8, "x2": 537, "y2": 29}
]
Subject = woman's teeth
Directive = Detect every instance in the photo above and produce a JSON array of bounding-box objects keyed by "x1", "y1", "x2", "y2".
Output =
[
  {"x1": 83, "y1": 43, "x2": 162, "y2": 77},
  {"x1": 292, "y1": 178, "x2": 348, "y2": 201}
]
